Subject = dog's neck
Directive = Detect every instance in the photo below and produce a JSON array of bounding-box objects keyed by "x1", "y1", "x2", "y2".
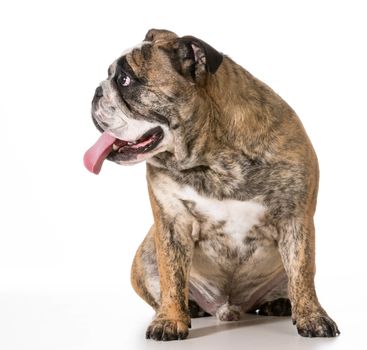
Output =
[
  {"x1": 151, "y1": 56, "x2": 298, "y2": 172},
  {"x1": 150, "y1": 104, "x2": 240, "y2": 173},
  {"x1": 206, "y1": 56, "x2": 294, "y2": 159}
]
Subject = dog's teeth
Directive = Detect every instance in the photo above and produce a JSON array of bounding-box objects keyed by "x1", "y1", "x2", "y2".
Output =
[
  {"x1": 128, "y1": 142, "x2": 134, "y2": 145},
  {"x1": 112, "y1": 144, "x2": 119, "y2": 151}
]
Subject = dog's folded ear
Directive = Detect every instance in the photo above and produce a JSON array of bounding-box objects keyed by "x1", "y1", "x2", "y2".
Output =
[
  {"x1": 144, "y1": 30, "x2": 223, "y2": 83},
  {"x1": 180, "y1": 36, "x2": 223, "y2": 74},
  {"x1": 173, "y1": 36, "x2": 223, "y2": 82}
]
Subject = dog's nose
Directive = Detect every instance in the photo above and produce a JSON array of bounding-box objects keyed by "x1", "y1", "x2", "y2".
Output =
[{"x1": 95, "y1": 86, "x2": 103, "y2": 98}]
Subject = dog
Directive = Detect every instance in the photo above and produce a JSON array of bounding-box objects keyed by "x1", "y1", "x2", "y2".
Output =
[{"x1": 84, "y1": 29, "x2": 339, "y2": 341}]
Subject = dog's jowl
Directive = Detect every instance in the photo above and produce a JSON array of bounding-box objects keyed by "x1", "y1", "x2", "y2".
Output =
[{"x1": 84, "y1": 29, "x2": 339, "y2": 341}]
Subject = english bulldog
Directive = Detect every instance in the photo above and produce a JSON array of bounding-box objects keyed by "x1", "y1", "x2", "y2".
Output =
[{"x1": 84, "y1": 29, "x2": 339, "y2": 341}]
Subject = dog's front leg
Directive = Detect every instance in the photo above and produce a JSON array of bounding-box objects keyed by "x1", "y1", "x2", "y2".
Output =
[
  {"x1": 145, "y1": 185, "x2": 194, "y2": 341},
  {"x1": 278, "y1": 217, "x2": 340, "y2": 337}
]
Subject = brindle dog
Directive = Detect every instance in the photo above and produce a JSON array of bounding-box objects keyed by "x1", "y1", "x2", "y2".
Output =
[{"x1": 87, "y1": 29, "x2": 339, "y2": 341}]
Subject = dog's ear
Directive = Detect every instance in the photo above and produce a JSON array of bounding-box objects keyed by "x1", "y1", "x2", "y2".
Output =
[{"x1": 174, "y1": 35, "x2": 223, "y2": 82}]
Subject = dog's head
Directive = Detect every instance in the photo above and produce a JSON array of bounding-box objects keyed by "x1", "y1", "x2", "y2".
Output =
[{"x1": 88, "y1": 29, "x2": 223, "y2": 169}]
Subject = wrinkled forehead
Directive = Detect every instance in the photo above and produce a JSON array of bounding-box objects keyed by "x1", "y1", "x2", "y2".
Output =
[{"x1": 108, "y1": 39, "x2": 174, "y2": 79}]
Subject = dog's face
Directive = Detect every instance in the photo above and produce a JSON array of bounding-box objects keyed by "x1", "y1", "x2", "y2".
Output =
[{"x1": 91, "y1": 29, "x2": 222, "y2": 165}]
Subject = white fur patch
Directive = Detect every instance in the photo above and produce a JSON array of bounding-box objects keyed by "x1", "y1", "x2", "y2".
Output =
[
  {"x1": 150, "y1": 175, "x2": 267, "y2": 244},
  {"x1": 178, "y1": 186, "x2": 266, "y2": 245}
]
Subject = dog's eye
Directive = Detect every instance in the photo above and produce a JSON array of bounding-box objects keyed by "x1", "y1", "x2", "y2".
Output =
[{"x1": 117, "y1": 73, "x2": 131, "y2": 87}]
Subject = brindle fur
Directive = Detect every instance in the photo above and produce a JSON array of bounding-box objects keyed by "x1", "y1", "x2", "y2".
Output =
[{"x1": 93, "y1": 28, "x2": 339, "y2": 340}]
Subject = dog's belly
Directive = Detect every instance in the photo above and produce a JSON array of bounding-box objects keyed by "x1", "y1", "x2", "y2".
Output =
[
  {"x1": 189, "y1": 238, "x2": 286, "y2": 315},
  {"x1": 177, "y1": 186, "x2": 287, "y2": 315}
]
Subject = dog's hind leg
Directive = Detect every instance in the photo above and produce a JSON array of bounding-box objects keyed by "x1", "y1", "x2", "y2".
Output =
[{"x1": 130, "y1": 225, "x2": 160, "y2": 311}]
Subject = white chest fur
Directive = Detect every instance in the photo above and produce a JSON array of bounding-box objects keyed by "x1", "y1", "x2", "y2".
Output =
[{"x1": 178, "y1": 186, "x2": 266, "y2": 244}]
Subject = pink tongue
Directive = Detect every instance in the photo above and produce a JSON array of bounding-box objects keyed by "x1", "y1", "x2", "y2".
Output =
[{"x1": 83, "y1": 132, "x2": 116, "y2": 174}]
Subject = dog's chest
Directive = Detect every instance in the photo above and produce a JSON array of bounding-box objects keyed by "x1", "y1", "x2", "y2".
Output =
[{"x1": 178, "y1": 186, "x2": 266, "y2": 244}]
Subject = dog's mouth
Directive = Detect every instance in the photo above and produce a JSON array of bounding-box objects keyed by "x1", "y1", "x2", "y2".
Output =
[
  {"x1": 110, "y1": 126, "x2": 163, "y2": 155},
  {"x1": 84, "y1": 126, "x2": 164, "y2": 174}
]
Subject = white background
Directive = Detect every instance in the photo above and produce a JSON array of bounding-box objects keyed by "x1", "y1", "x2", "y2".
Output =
[{"x1": 1, "y1": 1, "x2": 366, "y2": 349}]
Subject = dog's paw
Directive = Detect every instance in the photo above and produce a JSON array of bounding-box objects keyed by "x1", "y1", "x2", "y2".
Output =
[
  {"x1": 295, "y1": 313, "x2": 340, "y2": 337},
  {"x1": 145, "y1": 319, "x2": 189, "y2": 341}
]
